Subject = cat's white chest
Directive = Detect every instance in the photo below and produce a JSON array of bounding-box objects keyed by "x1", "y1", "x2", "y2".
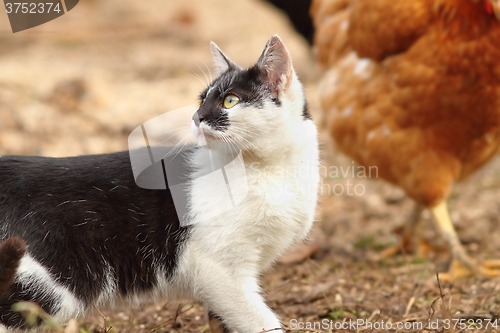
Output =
[{"x1": 187, "y1": 150, "x2": 319, "y2": 269}]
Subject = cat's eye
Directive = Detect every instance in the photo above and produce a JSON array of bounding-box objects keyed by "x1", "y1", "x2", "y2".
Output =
[{"x1": 223, "y1": 94, "x2": 239, "y2": 109}]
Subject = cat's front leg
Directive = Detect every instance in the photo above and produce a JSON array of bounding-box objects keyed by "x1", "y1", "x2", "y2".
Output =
[
  {"x1": 207, "y1": 311, "x2": 231, "y2": 333},
  {"x1": 205, "y1": 295, "x2": 283, "y2": 333},
  {"x1": 199, "y1": 273, "x2": 283, "y2": 333}
]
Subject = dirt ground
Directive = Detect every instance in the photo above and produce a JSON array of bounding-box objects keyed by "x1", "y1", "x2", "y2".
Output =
[{"x1": 2, "y1": 1, "x2": 500, "y2": 332}]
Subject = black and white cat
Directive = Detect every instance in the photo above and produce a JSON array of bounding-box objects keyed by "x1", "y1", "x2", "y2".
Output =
[{"x1": 0, "y1": 35, "x2": 319, "y2": 333}]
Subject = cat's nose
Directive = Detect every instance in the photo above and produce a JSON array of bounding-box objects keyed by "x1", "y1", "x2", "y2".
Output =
[{"x1": 192, "y1": 112, "x2": 203, "y2": 127}]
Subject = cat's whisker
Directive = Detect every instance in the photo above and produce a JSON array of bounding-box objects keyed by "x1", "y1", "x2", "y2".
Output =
[
  {"x1": 226, "y1": 129, "x2": 258, "y2": 152},
  {"x1": 157, "y1": 125, "x2": 193, "y2": 143},
  {"x1": 201, "y1": 61, "x2": 213, "y2": 83},
  {"x1": 220, "y1": 133, "x2": 235, "y2": 151},
  {"x1": 228, "y1": 128, "x2": 256, "y2": 139},
  {"x1": 220, "y1": 134, "x2": 245, "y2": 161},
  {"x1": 165, "y1": 134, "x2": 194, "y2": 162},
  {"x1": 224, "y1": 123, "x2": 257, "y2": 135},
  {"x1": 186, "y1": 72, "x2": 208, "y2": 88},
  {"x1": 157, "y1": 126, "x2": 193, "y2": 146},
  {"x1": 195, "y1": 63, "x2": 211, "y2": 86}
]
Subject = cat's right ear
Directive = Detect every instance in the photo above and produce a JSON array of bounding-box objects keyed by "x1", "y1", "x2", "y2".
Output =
[
  {"x1": 255, "y1": 35, "x2": 294, "y2": 95},
  {"x1": 210, "y1": 42, "x2": 239, "y2": 76}
]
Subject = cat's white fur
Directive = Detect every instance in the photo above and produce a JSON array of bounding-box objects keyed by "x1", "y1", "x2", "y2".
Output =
[
  {"x1": 180, "y1": 36, "x2": 319, "y2": 332},
  {"x1": 15, "y1": 255, "x2": 85, "y2": 319},
  {"x1": 3, "y1": 36, "x2": 318, "y2": 333}
]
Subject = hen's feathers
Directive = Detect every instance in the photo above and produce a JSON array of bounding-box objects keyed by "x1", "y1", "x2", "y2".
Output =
[{"x1": 313, "y1": 0, "x2": 500, "y2": 206}]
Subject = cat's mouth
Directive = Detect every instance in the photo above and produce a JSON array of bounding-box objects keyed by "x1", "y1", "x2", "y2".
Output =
[
  {"x1": 200, "y1": 129, "x2": 219, "y2": 141},
  {"x1": 191, "y1": 122, "x2": 224, "y2": 144}
]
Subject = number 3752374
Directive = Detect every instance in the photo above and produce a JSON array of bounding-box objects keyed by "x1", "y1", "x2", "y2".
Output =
[{"x1": 5, "y1": 2, "x2": 62, "y2": 14}]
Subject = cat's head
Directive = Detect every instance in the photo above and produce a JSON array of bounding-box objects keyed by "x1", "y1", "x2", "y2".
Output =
[{"x1": 191, "y1": 35, "x2": 311, "y2": 159}]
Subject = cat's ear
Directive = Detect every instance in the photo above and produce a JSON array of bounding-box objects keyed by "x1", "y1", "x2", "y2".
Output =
[
  {"x1": 210, "y1": 42, "x2": 239, "y2": 76},
  {"x1": 256, "y1": 35, "x2": 294, "y2": 94}
]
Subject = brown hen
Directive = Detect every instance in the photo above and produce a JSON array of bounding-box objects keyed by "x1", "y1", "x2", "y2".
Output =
[{"x1": 312, "y1": 0, "x2": 500, "y2": 278}]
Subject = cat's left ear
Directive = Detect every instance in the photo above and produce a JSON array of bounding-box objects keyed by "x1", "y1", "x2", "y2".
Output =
[
  {"x1": 210, "y1": 42, "x2": 240, "y2": 76},
  {"x1": 256, "y1": 35, "x2": 294, "y2": 95}
]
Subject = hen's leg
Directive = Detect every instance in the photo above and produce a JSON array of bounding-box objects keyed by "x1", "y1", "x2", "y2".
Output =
[
  {"x1": 381, "y1": 204, "x2": 431, "y2": 258},
  {"x1": 430, "y1": 201, "x2": 500, "y2": 279}
]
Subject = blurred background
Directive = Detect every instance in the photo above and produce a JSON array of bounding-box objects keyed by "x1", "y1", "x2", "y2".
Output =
[
  {"x1": 1, "y1": 0, "x2": 500, "y2": 332},
  {"x1": 0, "y1": 0, "x2": 315, "y2": 156}
]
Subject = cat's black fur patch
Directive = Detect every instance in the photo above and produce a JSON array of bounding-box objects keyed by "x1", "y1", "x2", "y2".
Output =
[
  {"x1": 195, "y1": 66, "x2": 270, "y2": 129},
  {"x1": 302, "y1": 99, "x2": 312, "y2": 120},
  {"x1": 0, "y1": 282, "x2": 59, "y2": 329},
  {"x1": 0, "y1": 151, "x2": 190, "y2": 328},
  {"x1": 195, "y1": 65, "x2": 312, "y2": 127},
  {"x1": 271, "y1": 97, "x2": 281, "y2": 107}
]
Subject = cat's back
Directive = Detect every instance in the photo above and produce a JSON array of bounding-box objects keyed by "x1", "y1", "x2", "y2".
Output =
[
  {"x1": 0, "y1": 151, "x2": 179, "y2": 236},
  {"x1": 0, "y1": 152, "x2": 132, "y2": 189},
  {"x1": 0, "y1": 152, "x2": 143, "y2": 225}
]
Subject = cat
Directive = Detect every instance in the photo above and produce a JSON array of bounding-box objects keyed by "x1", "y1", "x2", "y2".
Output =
[{"x1": 0, "y1": 35, "x2": 319, "y2": 333}]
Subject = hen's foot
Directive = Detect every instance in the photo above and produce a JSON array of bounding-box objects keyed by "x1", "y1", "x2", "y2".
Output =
[{"x1": 439, "y1": 258, "x2": 500, "y2": 281}]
